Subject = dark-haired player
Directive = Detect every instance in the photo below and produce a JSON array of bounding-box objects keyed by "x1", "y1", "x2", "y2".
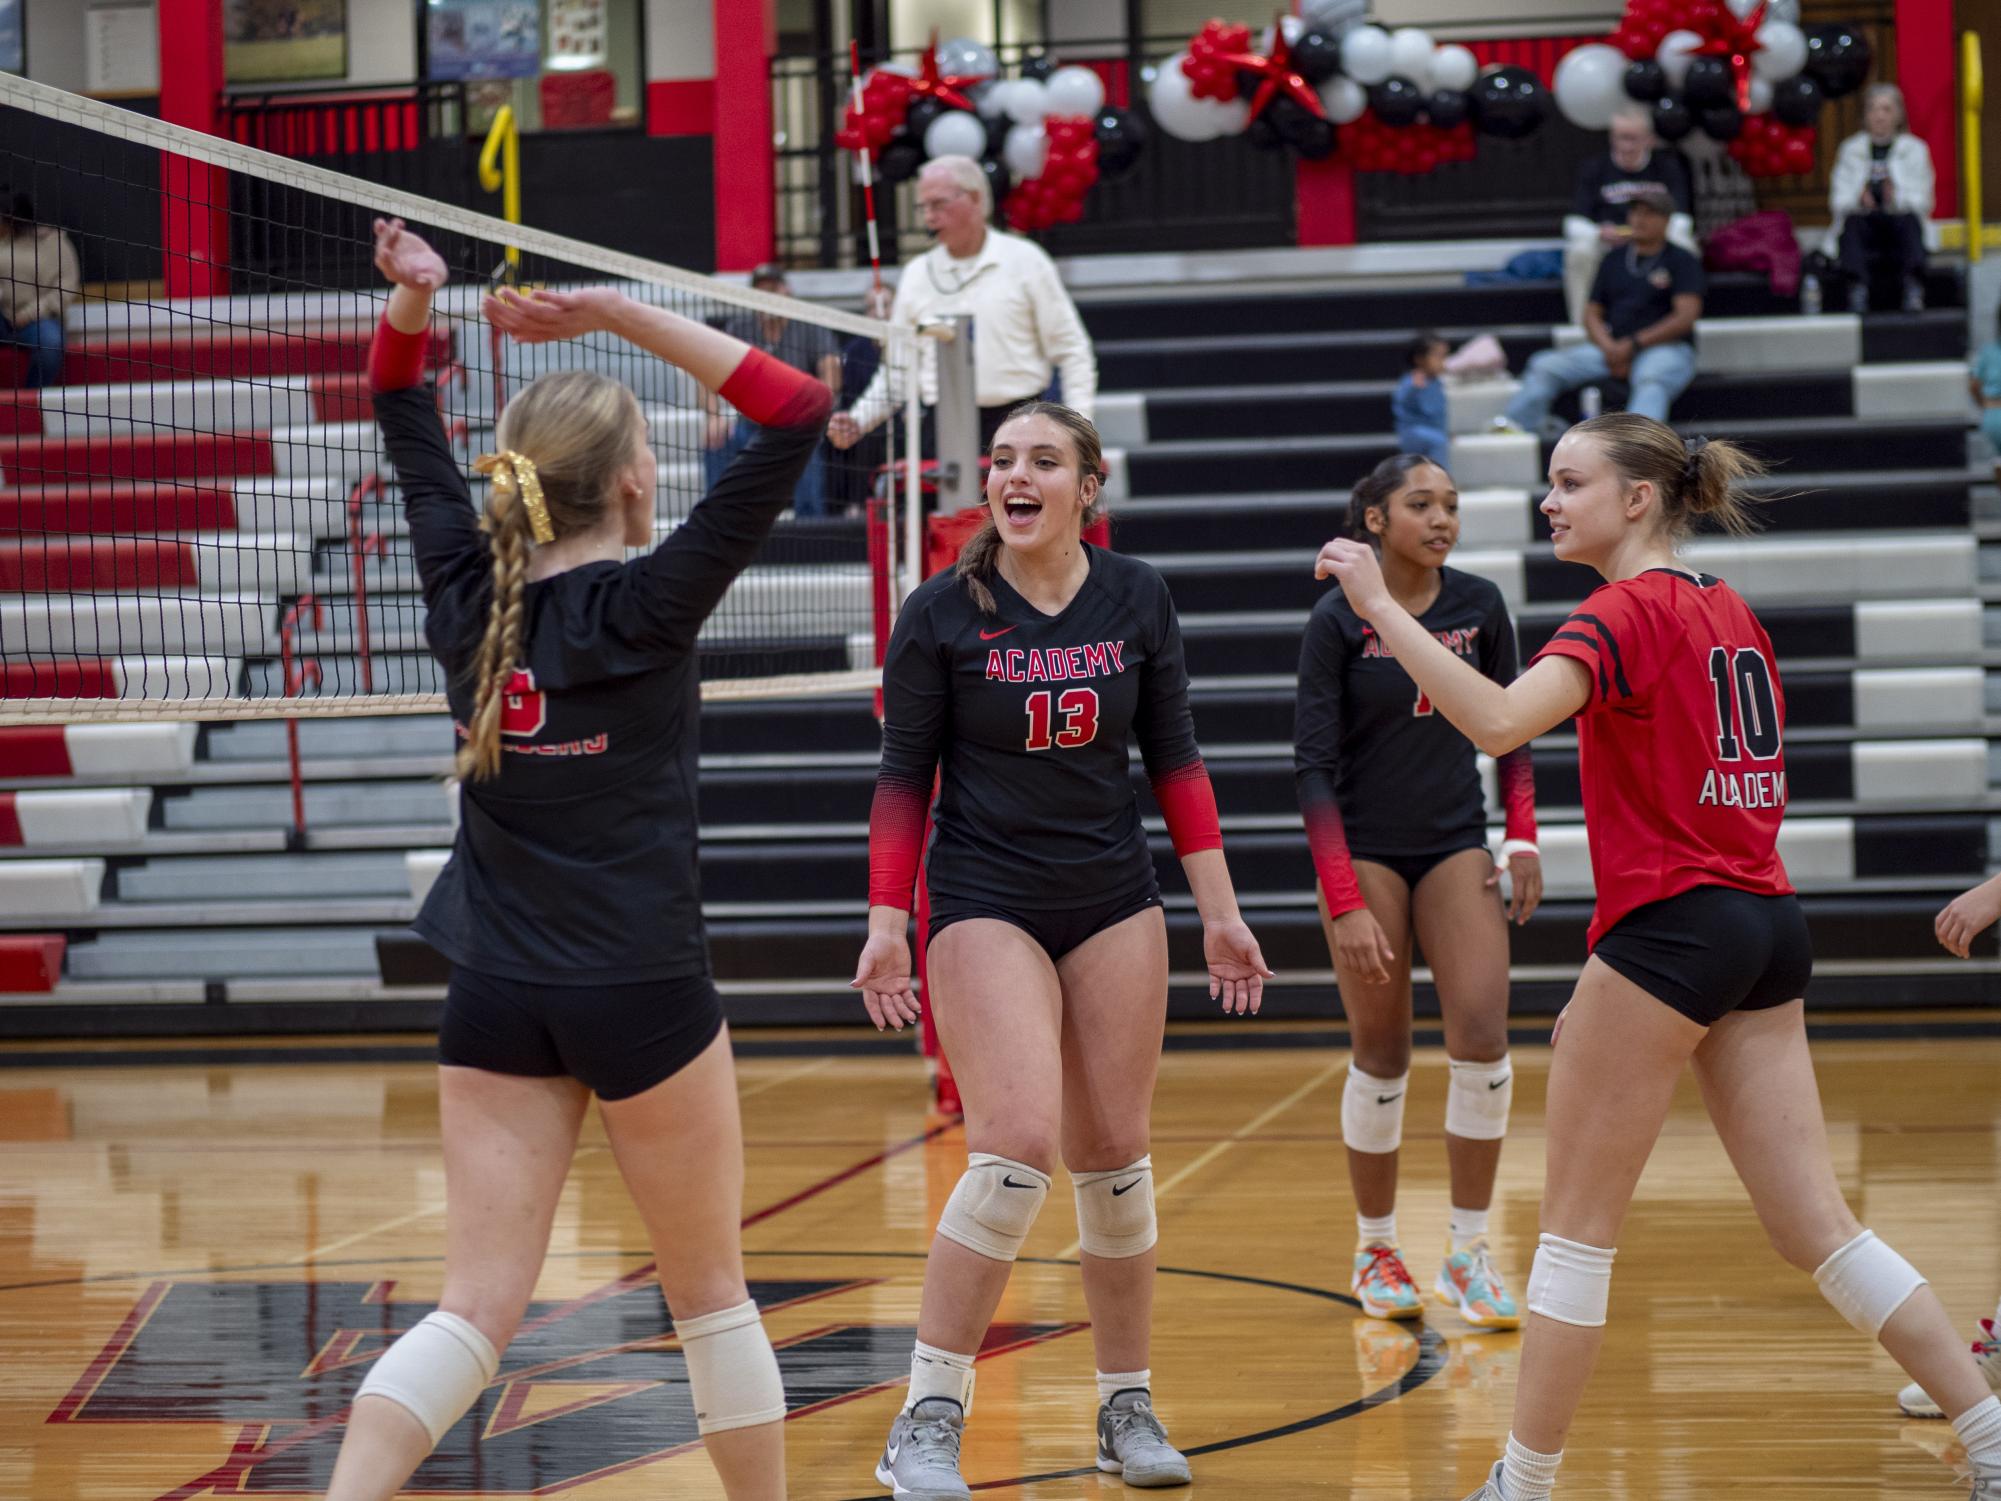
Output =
[
  {"x1": 853, "y1": 400, "x2": 1270, "y2": 1498},
  {"x1": 1296, "y1": 453, "x2": 1541, "y2": 1331},
  {"x1": 323, "y1": 220, "x2": 831, "y2": 1501},
  {"x1": 1319, "y1": 412, "x2": 2001, "y2": 1501}
]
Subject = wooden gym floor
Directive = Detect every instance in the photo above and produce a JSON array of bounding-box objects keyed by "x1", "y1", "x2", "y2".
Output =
[{"x1": 0, "y1": 1026, "x2": 1996, "y2": 1498}]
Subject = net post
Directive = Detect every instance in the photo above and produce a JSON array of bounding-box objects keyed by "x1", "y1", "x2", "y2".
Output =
[
  {"x1": 926, "y1": 315, "x2": 979, "y2": 514},
  {"x1": 902, "y1": 340, "x2": 923, "y2": 604}
]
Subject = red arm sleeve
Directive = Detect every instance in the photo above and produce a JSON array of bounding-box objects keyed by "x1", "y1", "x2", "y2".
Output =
[
  {"x1": 1295, "y1": 603, "x2": 1365, "y2": 919},
  {"x1": 869, "y1": 592, "x2": 948, "y2": 910},
  {"x1": 1497, "y1": 747, "x2": 1538, "y2": 845},
  {"x1": 718, "y1": 345, "x2": 834, "y2": 429},
  {"x1": 368, "y1": 312, "x2": 430, "y2": 393},
  {"x1": 1151, "y1": 760, "x2": 1224, "y2": 858}
]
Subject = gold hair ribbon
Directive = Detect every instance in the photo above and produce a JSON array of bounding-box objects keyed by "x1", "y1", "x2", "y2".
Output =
[{"x1": 473, "y1": 450, "x2": 554, "y2": 543}]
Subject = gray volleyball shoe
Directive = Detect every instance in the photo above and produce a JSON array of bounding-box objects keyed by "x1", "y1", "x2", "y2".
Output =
[
  {"x1": 1461, "y1": 1460, "x2": 1505, "y2": 1499},
  {"x1": 1972, "y1": 1469, "x2": 2001, "y2": 1501},
  {"x1": 875, "y1": 1397, "x2": 971, "y2": 1501},
  {"x1": 1096, "y1": 1388, "x2": 1192, "y2": 1487}
]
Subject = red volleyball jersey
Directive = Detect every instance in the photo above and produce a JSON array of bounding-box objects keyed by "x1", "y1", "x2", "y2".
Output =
[{"x1": 1531, "y1": 568, "x2": 1793, "y2": 948}]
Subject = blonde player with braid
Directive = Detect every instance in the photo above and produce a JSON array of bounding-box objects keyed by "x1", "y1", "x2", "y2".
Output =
[{"x1": 322, "y1": 220, "x2": 832, "y2": 1501}]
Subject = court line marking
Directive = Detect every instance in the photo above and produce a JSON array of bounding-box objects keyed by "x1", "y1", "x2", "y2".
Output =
[{"x1": 1055, "y1": 1060, "x2": 1341, "y2": 1259}]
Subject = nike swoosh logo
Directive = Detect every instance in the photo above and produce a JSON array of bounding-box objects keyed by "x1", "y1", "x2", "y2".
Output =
[
  {"x1": 1001, "y1": 1175, "x2": 1038, "y2": 1188},
  {"x1": 1489, "y1": 1076, "x2": 1511, "y2": 1090},
  {"x1": 1112, "y1": 1178, "x2": 1143, "y2": 1197},
  {"x1": 885, "y1": 1441, "x2": 900, "y2": 1464},
  {"x1": 979, "y1": 625, "x2": 1017, "y2": 640},
  {"x1": 1377, "y1": 1092, "x2": 1403, "y2": 1104}
]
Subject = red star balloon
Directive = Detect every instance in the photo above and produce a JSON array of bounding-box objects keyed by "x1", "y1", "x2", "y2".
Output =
[
  {"x1": 910, "y1": 32, "x2": 981, "y2": 115},
  {"x1": 1219, "y1": 20, "x2": 1328, "y2": 124},
  {"x1": 1691, "y1": 0, "x2": 1767, "y2": 112}
]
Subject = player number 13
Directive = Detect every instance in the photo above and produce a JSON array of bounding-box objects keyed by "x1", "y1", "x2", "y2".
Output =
[{"x1": 1024, "y1": 687, "x2": 1100, "y2": 751}]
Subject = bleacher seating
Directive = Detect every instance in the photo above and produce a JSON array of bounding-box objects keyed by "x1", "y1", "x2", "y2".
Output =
[{"x1": 3, "y1": 263, "x2": 1996, "y2": 1034}]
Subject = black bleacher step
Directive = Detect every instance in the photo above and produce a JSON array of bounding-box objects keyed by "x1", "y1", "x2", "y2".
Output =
[
  {"x1": 1558, "y1": 369, "x2": 1854, "y2": 425},
  {"x1": 1526, "y1": 468, "x2": 1971, "y2": 540},
  {"x1": 1860, "y1": 309, "x2": 1970, "y2": 364},
  {"x1": 1097, "y1": 328, "x2": 1554, "y2": 391},
  {"x1": 1529, "y1": 737, "x2": 1851, "y2": 805},
  {"x1": 1079, "y1": 282, "x2": 1570, "y2": 342},
  {"x1": 1681, "y1": 418, "x2": 1967, "y2": 475},
  {"x1": 689, "y1": 695, "x2": 883, "y2": 755}
]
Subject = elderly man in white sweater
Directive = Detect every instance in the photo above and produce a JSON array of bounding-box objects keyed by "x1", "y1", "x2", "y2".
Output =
[
  {"x1": 1825, "y1": 83, "x2": 1936, "y2": 313},
  {"x1": 828, "y1": 154, "x2": 1096, "y2": 458}
]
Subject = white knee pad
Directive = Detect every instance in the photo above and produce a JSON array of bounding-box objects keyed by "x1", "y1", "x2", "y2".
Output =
[
  {"x1": 354, "y1": 1310, "x2": 498, "y2": 1445},
  {"x1": 1814, "y1": 1229, "x2": 1928, "y2": 1336},
  {"x1": 1526, "y1": 1233, "x2": 1617, "y2": 1328},
  {"x1": 936, "y1": 1153, "x2": 1050, "y2": 1262},
  {"x1": 1341, "y1": 1064, "x2": 1409, "y2": 1155},
  {"x1": 1072, "y1": 1156, "x2": 1158, "y2": 1259},
  {"x1": 1445, "y1": 1054, "x2": 1513, "y2": 1142},
  {"x1": 673, "y1": 1299, "x2": 786, "y2": 1435}
]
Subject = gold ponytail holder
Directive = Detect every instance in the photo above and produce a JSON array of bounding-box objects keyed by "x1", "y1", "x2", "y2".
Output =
[{"x1": 473, "y1": 450, "x2": 554, "y2": 543}]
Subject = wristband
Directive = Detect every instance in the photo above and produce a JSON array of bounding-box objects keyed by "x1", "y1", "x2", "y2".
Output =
[{"x1": 1496, "y1": 839, "x2": 1540, "y2": 873}]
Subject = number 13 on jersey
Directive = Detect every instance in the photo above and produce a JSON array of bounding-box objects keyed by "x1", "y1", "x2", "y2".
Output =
[{"x1": 1025, "y1": 688, "x2": 1100, "y2": 750}]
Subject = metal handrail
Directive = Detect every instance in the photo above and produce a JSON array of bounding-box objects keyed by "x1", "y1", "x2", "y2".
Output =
[
  {"x1": 478, "y1": 105, "x2": 522, "y2": 271},
  {"x1": 1966, "y1": 30, "x2": 1984, "y2": 263}
]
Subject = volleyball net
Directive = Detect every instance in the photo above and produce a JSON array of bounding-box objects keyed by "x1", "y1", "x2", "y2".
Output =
[{"x1": 0, "y1": 74, "x2": 925, "y2": 725}]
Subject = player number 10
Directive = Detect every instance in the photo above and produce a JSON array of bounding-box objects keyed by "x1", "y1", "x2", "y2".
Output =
[{"x1": 1025, "y1": 687, "x2": 1100, "y2": 751}]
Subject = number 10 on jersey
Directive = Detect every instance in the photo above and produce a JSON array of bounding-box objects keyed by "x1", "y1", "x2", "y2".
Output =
[{"x1": 1025, "y1": 687, "x2": 1100, "y2": 750}]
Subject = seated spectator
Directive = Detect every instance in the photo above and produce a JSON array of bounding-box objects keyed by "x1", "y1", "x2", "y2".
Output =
[
  {"x1": 704, "y1": 262, "x2": 842, "y2": 514},
  {"x1": 1974, "y1": 306, "x2": 2001, "y2": 484},
  {"x1": 1499, "y1": 187, "x2": 1702, "y2": 435},
  {"x1": 1562, "y1": 108, "x2": 1696, "y2": 326},
  {"x1": 1825, "y1": 83, "x2": 1936, "y2": 313},
  {"x1": 1392, "y1": 331, "x2": 1450, "y2": 465},
  {"x1": 0, "y1": 193, "x2": 79, "y2": 389}
]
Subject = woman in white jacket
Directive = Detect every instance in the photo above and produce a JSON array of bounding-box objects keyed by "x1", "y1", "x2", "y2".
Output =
[{"x1": 1824, "y1": 84, "x2": 1936, "y2": 313}]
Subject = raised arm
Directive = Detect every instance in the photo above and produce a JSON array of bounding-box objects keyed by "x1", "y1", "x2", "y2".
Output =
[{"x1": 1317, "y1": 539, "x2": 1590, "y2": 756}]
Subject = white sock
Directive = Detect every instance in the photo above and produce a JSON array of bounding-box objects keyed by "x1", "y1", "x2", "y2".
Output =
[
  {"x1": 905, "y1": 1340, "x2": 974, "y2": 1413},
  {"x1": 1097, "y1": 1368, "x2": 1150, "y2": 1404},
  {"x1": 1358, "y1": 1210, "x2": 1398, "y2": 1247},
  {"x1": 1499, "y1": 1432, "x2": 1562, "y2": 1501},
  {"x1": 1955, "y1": 1394, "x2": 2001, "y2": 1472},
  {"x1": 1449, "y1": 1205, "x2": 1491, "y2": 1249}
]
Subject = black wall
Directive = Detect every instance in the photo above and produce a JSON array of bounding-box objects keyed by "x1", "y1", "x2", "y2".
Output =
[{"x1": 518, "y1": 130, "x2": 715, "y2": 273}]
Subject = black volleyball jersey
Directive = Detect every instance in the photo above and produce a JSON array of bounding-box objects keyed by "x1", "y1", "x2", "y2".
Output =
[
  {"x1": 1294, "y1": 566, "x2": 1537, "y2": 914},
  {"x1": 375, "y1": 378, "x2": 826, "y2": 983},
  {"x1": 872, "y1": 544, "x2": 1206, "y2": 911}
]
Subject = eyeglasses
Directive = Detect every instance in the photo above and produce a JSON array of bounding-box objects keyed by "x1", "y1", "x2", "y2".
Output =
[{"x1": 916, "y1": 191, "x2": 968, "y2": 211}]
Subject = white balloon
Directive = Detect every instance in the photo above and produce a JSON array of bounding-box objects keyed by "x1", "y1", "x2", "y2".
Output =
[
  {"x1": 1388, "y1": 28, "x2": 1436, "y2": 91},
  {"x1": 1553, "y1": 42, "x2": 1630, "y2": 131},
  {"x1": 1753, "y1": 21, "x2": 1808, "y2": 80},
  {"x1": 936, "y1": 37, "x2": 998, "y2": 81},
  {"x1": 1429, "y1": 44, "x2": 1479, "y2": 94},
  {"x1": 924, "y1": 109, "x2": 988, "y2": 161},
  {"x1": 1147, "y1": 57, "x2": 1217, "y2": 142},
  {"x1": 1656, "y1": 30, "x2": 1702, "y2": 90},
  {"x1": 1341, "y1": 25, "x2": 1394, "y2": 85},
  {"x1": 1003, "y1": 121, "x2": 1048, "y2": 178},
  {"x1": 974, "y1": 79, "x2": 1011, "y2": 118},
  {"x1": 1746, "y1": 75, "x2": 1774, "y2": 113},
  {"x1": 1044, "y1": 65, "x2": 1106, "y2": 118},
  {"x1": 1004, "y1": 77, "x2": 1049, "y2": 124},
  {"x1": 1318, "y1": 75, "x2": 1368, "y2": 124}
]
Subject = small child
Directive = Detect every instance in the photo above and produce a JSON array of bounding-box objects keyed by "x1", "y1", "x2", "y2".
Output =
[
  {"x1": 1392, "y1": 332, "x2": 1450, "y2": 465},
  {"x1": 1972, "y1": 306, "x2": 2001, "y2": 484}
]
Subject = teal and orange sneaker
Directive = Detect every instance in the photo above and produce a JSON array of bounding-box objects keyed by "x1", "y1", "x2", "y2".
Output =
[
  {"x1": 1352, "y1": 1242, "x2": 1423, "y2": 1320},
  {"x1": 1435, "y1": 1239, "x2": 1522, "y2": 1331}
]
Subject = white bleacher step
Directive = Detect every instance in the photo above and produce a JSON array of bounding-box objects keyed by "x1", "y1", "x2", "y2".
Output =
[
  {"x1": 0, "y1": 596, "x2": 277, "y2": 656},
  {"x1": 1679, "y1": 534, "x2": 1975, "y2": 602},
  {"x1": 1855, "y1": 739, "x2": 1988, "y2": 805},
  {"x1": 1854, "y1": 362, "x2": 1982, "y2": 421},
  {"x1": 116, "y1": 853, "x2": 414, "y2": 903},
  {"x1": 206, "y1": 716, "x2": 452, "y2": 762},
  {"x1": 1500, "y1": 818, "x2": 1856, "y2": 900},
  {"x1": 0, "y1": 858, "x2": 105, "y2": 917},
  {"x1": 0, "y1": 722, "x2": 197, "y2": 781},
  {"x1": 1853, "y1": 668, "x2": 1984, "y2": 731},
  {"x1": 61, "y1": 927, "x2": 384, "y2": 980},
  {"x1": 1553, "y1": 315, "x2": 1864, "y2": 374},
  {"x1": 3, "y1": 788, "x2": 151, "y2": 845},
  {"x1": 407, "y1": 849, "x2": 448, "y2": 905},
  {"x1": 1446, "y1": 431, "x2": 1539, "y2": 490},
  {"x1": 33, "y1": 378, "x2": 337, "y2": 438},
  {"x1": 1444, "y1": 378, "x2": 1520, "y2": 434},
  {"x1": 1856, "y1": 600, "x2": 1982, "y2": 663},
  {"x1": 161, "y1": 782, "x2": 452, "y2": 832}
]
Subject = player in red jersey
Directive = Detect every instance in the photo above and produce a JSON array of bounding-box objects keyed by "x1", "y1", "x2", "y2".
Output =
[
  {"x1": 1295, "y1": 454, "x2": 1542, "y2": 1329},
  {"x1": 1318, "y1": 413, "x2": 2001, "y2": 1501},
  {"x1": 854, "y1": 401, "x2": 1271, "y2": 1497}
]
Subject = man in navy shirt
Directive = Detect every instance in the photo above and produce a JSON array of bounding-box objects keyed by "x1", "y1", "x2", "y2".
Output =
[
  {"x1": 1561, "y1": 109, "x2": 1695, "y2": 323},
  {"x1": 1500, "y1": 187, "x2": 1703, "y2": 435}
]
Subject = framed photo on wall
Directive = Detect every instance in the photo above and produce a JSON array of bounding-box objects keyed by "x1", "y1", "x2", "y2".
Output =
[
  {"x1": 225, "y1": 0, "x2": 348, "y2": 84},
  {"x1": 428, "y1": 0, "x2": 541, "y2": 82},
  {"x1": 0, "y1": 0, "x2": 22, "y2": 76}
]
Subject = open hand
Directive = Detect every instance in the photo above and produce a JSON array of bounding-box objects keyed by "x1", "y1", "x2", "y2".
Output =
[
  {"x1": 1205, "y1": 918, "x2": 1273, "y2": 1016},
  {"x1": 827, "y1": 412, "x2": 862, "y2": 450},
  {"x1": 1488, "y1": 851, "x2": 1543, "y2": 926},
  {"x1": 482, "y1": 286, "x2": 624, "y2": 344},
  {"x1": 372, "y1": 217, "x2": 447, "y2": 292},
  {"x1": 1935, "y1": 880, "x2": 2001, "y2": 959},
  {"x1": 1313, "y1": 538, "x2": 1391, "y2": 618},
  {"x1": 851, "y1": 930, "x2": 922, "y2": 1031}
]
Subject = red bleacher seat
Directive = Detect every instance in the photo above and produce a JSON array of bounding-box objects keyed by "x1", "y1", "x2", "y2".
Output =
[
  {"x1": 0, "y1": 661, "x2": 121, "y2": 697},
  {"x1": 0, "y1": 483, "x2": 240, "y2": 535},
  {"x1": 0, "y1": 432, "x2": 274, "y2": 485},
  {"x1": 58, "y1": 325, "x2": 452, "y2": 384},
  {"x1": 0, "y1": 537, "x2": 199, "y2": 591},
  {"x1": 0, "y1": 935, "x2": 64, "y2": 993},
  {"x1": 0, "y1": 727, "x2": 71, "y2": 776}
]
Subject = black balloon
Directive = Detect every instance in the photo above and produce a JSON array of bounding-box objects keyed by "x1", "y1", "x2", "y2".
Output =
[
  {"x1": 1469, "y1": 64, "x2": 1547, "y2": 140},
  {"x1": 1699, "y1": 102, "x2": 1744, "y2": 141},
  {"x1": 1803, "y1": 24, "x2": 1872, "y2": 99},
  {"x1": 1093, "y1": 105, "x2": 1148, "y2": 184},
  {"x1": 1268, "y1": 96, "x2": 1336, "y2": 159},
  {"x1": 1622, "y1": 59, "x2": 1667, "y2": 103},
  {"x1": 1292, "y1": 28, "x2": 1343, "y2": 86},
  {"x1": 984, "y1": 112, "x2": 1012, "y2": 157},
  {"x1": 1423, "y1": 89, "x2": 1469, "y2": 129},
  {"x1": 1369, "y1": 75, "x2": 1423, "y2": 126},
  {"x1": 877, "y1": 137, "x2": 925, "y2": 184},
  {"x1": 1651, "y1": 93, "x2": 1694, "y2": 141},
  {"x1": 1682, "y1": 55, "x2": 1735, "y2": 110},
  {"x1": 904, "y1": 97, "x2": 947, "y2": 140},
  {"x1": 1245, "y1": 111, "x2": 1284, "y2": 150},
  {"x1": 1019, "y1": 54, "x2": 1055, "y2": 83},
  {"x1": 1772, "y1": 74, "x2": 1822, "y2": 126},
  {"x1": 979, "y1": 155, "x2": 1011, "y2": 209}
]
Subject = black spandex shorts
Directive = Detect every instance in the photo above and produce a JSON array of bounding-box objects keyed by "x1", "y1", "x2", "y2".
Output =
[
  {"x1": 439, "y1": 966, "x2": 725, "y2": 1101},
  {"x1": 1349, "y1": 835, "x2": 1490, "y2": 892},
  {"x1": 1591, "y1": 885, "x2": 1813, "y2": 1028},
  {"x1": 928, "y1": 882, "x2": 1163, "y2": 963}
]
